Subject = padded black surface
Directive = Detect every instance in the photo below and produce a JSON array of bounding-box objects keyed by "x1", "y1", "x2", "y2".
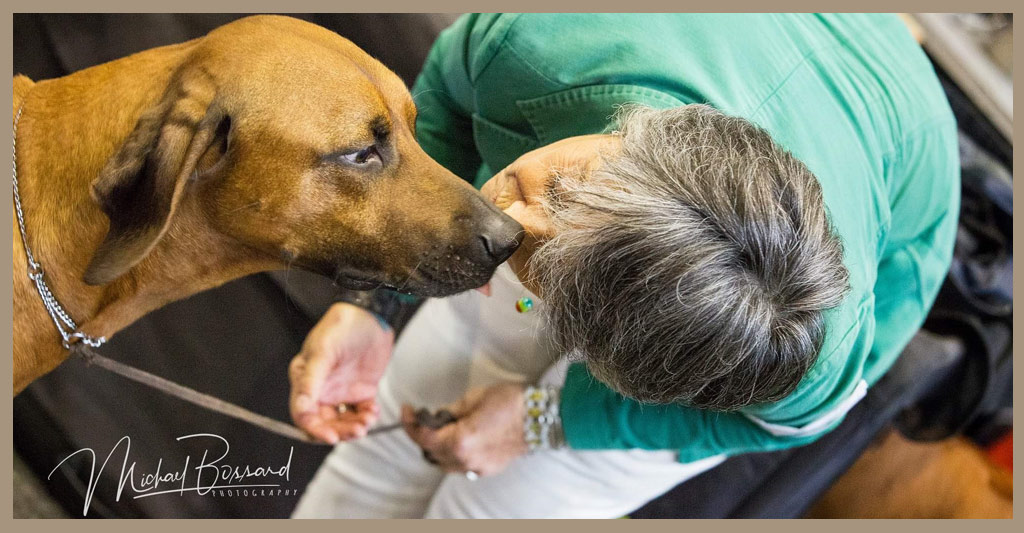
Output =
[{"x1": 13, "y1": 14, "x2": 455, "y2": 87}]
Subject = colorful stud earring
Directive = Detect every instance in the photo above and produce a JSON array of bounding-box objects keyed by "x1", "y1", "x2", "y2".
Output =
[{"x1": 515, "y1": 297, "x2": 534, "y2": 313}]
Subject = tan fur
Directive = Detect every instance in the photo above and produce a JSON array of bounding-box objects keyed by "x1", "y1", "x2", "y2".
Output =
[
  {"x1": 13, "y1": 16, "x2": 511, "y2": 394},
  {"x1": 807, "y1": 429, "x2": 1012, "y2": 518}
]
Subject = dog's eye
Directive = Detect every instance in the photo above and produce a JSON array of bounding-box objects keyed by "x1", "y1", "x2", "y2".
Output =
[{"x1": 340, "y1": 146, "x2": 380, "y2": 166}]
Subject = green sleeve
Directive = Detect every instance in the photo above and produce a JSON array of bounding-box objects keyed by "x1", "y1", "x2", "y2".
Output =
[
  {"x1": 560, "y1": 363, "x2": 830, "y2": 463},
  {"x1": 410, "y1": 14, "x2": 482, "y2": 183}
]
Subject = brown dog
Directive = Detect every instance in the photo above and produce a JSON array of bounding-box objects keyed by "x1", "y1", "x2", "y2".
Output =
[{"x1": 12, "y1": 15, "x2": 521, "y2": 394}]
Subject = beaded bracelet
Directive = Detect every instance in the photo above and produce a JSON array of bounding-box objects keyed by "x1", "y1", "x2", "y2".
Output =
[{"x1": 523, "y1": 385, "x2": 566, "y2": 452}]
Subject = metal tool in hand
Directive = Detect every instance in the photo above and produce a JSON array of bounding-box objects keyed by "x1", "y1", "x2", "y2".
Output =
[
  {"x1": 366, "y1": 408, "x2": 458, "y2": 435},
  {"x1": 396, "y1": 408, "x2": 476, "y2": 479}
]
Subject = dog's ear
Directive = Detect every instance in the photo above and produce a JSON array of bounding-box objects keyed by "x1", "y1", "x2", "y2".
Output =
[{"x1": 83, "y1": 80, "x2": 231, "y2": 286}]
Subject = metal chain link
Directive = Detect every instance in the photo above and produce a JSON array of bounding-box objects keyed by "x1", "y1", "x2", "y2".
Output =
[
  {"x1": 13, "y1": 101, "x2": 106, "y2": 350},
  {"x1": 10, "y1": 100, "x2": 341, "y2": 444}
]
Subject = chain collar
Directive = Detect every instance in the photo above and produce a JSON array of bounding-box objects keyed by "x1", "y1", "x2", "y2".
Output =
[
  {"x1": 13, "y1": 99, "x2": 106, "y2": 350},
  {"x1": 10, "y1": 99, "x2": 343, "y2": 446}
]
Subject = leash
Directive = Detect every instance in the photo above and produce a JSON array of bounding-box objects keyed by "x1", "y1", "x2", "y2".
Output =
[
  {"x1": 69, "y1": 342, "x2": 446, "y2": 442},
  {"x1": 70, "y1": 342, "x2": 324, "y2": 444},
  {"x1": 12, "y1": 99, "x2": 330, "y2": 446}
]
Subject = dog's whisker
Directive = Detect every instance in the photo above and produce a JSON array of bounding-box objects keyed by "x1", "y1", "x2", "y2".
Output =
[
  {"x1": 280, "y1": 254, "x2": 302, "y2": 310},
  {"x1": 224, "y1": 200, "x2": 262, "y2": 215},
  {"x1": 397, "y1": 258, "x2": 425, "y2": 291},
  {"x1": 410, "y1": 88, "x2": 443, "y2": 101}
]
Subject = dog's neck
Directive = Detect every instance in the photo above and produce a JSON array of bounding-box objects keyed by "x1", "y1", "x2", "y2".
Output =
[{"x1": 12, "y1": 43, "x2": 277, "y2": 393}]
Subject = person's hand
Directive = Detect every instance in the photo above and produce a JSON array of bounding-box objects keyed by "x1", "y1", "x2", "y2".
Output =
[
  {"x1": 289, "y1": 302, "x2": 394, "y2": 444},
  {"x1": 402, "y1": 383, "x2": 527, "y2": 477}
]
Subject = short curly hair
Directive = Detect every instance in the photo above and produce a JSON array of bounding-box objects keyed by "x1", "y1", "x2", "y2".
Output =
[{"x1": 530, "y1": 104, "x2": 849, "y2": 410}]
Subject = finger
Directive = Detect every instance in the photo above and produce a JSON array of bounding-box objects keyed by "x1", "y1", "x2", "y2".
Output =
[
  {"x1": 401, "y1": 409, "x2": 469, "y2": 472},
  {"x1": 401, "y1": 404, "x2": 415, "y2": 426},
  {"x1": 322, "y1": 403, "x2": 378, "y2": 429},
  {"x1": 419, "y1": 424, "x2": 467, "y2": 471},
  {"x1": 354, "y1": 399, "x2": 380, "y2": 417},
  {"x1": 290, "y1": 378, "x2": 332, "y2": 442},
  {"x1": 294, "y1": 356, "x2": 331, "y2": 403},
  {"x1": 289, "y1": 386, "x2": 314, "y2": 423},
  {"x1": 401, "y1": 406, "x2": 452, "y2": 454},
  {"x1": 329, "y1": 420, "x2": 369, "y2": 441},
  {"x1": 293, "y1": 411, "x2": 339, "y2": 444},
  {"x1": 289, "y1": 352, "x2": 333, "y2": 418},
  {"x1": 316, "y1": 405, "x2": 376, "y2": 441},
  {"x1": 404, "y1": 392, "x2": 481, "y2": 461},
  {"x1": 401, "y1": 405, "x2": 428, "y2": 445},
  {"x1": 346, "y1": 403, "x2": 379, "y2": 428}
]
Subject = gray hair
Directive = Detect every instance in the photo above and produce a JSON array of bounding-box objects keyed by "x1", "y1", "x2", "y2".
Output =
[{"x1": 530, "y1": 105, "x2": 849, "y2": 410}]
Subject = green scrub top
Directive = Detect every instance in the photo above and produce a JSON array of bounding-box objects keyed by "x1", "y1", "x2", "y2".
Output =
[{"x1": 411, "y1": 13, "x2": 959, "y2": 462}]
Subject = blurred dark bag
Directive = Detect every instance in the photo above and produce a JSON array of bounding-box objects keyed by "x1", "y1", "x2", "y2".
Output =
[{"x1": 896, "y1": 131, "x2": 1012, "y2": 443}]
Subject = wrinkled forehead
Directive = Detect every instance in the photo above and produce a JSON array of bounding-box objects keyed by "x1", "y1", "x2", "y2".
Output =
[
  {"x1": 242, "y1": 68, "x2": 402, "y2": 146},
  {"x1": 202, "y1": 28, "x2": 416, "y2": 151}
]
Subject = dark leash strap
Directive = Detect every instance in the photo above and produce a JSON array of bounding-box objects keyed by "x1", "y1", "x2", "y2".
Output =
[
  {"x1": 70, "y1": 342, "x2": 454, "y2": 443},
  {"x1": 70, "y1": 342, "x2": 327, "y2": 445}
]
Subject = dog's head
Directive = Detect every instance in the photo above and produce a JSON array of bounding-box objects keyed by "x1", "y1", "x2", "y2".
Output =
[{"x1": 82, "y1": 15, "x2": 521, "y2": 297}]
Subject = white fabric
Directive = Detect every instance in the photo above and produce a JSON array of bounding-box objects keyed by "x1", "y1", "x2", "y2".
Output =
[
  {"x1": 743, "y1": 379, "x2": 868, "y2": 438},
  {"x1": 293, "y1": 264, "x2": 725, "y2": 518}
]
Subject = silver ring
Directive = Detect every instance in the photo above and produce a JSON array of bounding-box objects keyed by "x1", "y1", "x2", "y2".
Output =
[{"x1": 465, "y1": 470, "x2": 479, "y2": 481}]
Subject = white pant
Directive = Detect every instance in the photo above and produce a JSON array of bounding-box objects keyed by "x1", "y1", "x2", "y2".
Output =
[{"x1": 293, "y1": 265, "x2": 725, "y2": 518}]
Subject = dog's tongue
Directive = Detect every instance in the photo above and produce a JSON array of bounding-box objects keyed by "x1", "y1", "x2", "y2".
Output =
[{"x1": 475, "y1": 282, "x2": 492, "y2": 297}]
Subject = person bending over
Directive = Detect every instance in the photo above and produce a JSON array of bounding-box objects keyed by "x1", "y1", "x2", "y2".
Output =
[{"x1": 289, "y1": 13, "x2": 958, "y2": 518}]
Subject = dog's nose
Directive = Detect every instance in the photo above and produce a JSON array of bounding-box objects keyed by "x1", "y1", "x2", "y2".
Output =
[{"x1": 477, "y1": 214, "x2": 522, "y2": 263}]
